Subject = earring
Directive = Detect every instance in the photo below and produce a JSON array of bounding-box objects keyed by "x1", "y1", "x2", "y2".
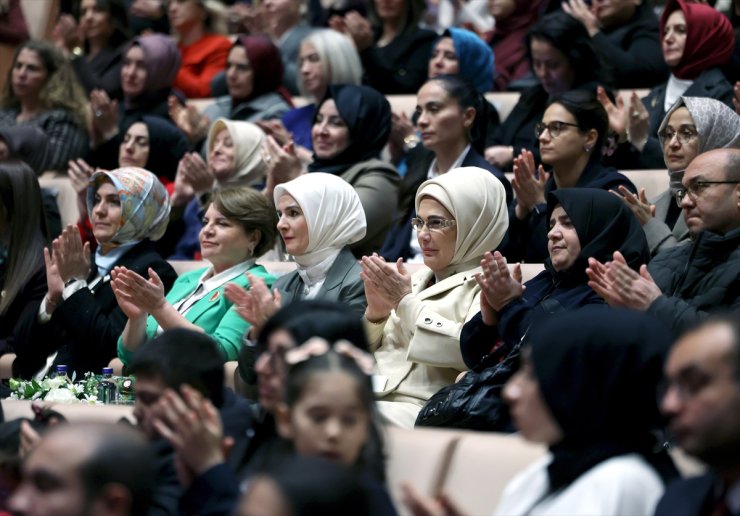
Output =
[{"x1": 584, "y1": 144, "x2": 593, "y2": 153}]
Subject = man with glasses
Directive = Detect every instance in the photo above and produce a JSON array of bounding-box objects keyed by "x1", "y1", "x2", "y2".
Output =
[
  {"x1": 587, "y1": 148, "x2": 740, "y2": 333},
  {"x1": 655, "y1": 315, "x2": 740, "y2": 516}
]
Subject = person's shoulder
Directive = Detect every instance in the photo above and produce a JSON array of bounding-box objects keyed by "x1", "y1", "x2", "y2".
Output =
[
  {"x1": 655, "y1": 473, "x2": 715, "y2": 516},
  {"x1": 200, "y1": 33, "x2": 232, "y2": 49}
]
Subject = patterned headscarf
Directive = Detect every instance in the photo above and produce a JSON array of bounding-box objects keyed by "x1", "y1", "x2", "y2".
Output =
[
  {"x1": 415, "y1": 167, "x2": 509, "y2": 279},
  {"x1": 206, "y1": 119, "x2": 267, "y2": 187},
  {"x1": 87, "y1": 167, "x2": 171, "y2": 244},
  {"x1": 659, "y1": 96, "x2": 740, "y2": 193}
]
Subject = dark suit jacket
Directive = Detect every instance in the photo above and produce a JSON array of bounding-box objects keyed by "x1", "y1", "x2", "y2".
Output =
[
  {"x1": 655, "y1": 473, "x2": 726, "y2": 516},
  {"x1": 273, "y1": 246, "x2": 366, "y2": 316},
  {"x1": 16, "y1": 240, "x2": 177, "y2": 378},
  {"x1": 380, "y1": 148, "x2": 512, "y2": 262},
  {"x1": 0, "y1": 263, "x2": 46, "y2": 359}
]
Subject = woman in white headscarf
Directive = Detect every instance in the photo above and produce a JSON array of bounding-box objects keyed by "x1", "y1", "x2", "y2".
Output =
[
  {"x1": 361, "y1": 167, "x2": 509, "y2": 428},
  {"x1": 170, "y1": 118, "x2": 267, "y2": 258},
  {"x1": 226, "y1": 172, "x2": 368, "y2": 338}
]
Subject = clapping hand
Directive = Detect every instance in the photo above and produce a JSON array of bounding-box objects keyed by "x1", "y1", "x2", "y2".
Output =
[
  {"x1": 511, "y1": 149, "x2": 548, "y2": 220},
  {"x1": 111, "y1": 266, "x2": 167, "y2": 316},
  {"x1": 360, "y1": 254, "x2": 412, "y2": 320},
  {"x1": 613, "y1": 186, "x2": 655, "y2": 226},
  {"x1": 475, "y1": 251, "x2": 525, "y2": 325},
  {"x1": 224, "y1": 273, "x2": 282, "y2": 337},
  {"x1": 586, "y1": 251, "x2": 661, "y2": 310}
]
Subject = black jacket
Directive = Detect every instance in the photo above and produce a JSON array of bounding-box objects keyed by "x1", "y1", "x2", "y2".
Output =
[
  {"x1": 591, "y1": 4, "x2": 669, "y2": 88},
  {"x1": 0, "y1": 263, "x2": 46, "y2": 359},
  {"x1": 360, "y1": 28, "x2": 436, "y2": 94},
  {"x1": 16, "y1": 241, "x2": 177, "y2": 378},
  {"x1": 648, "y1": 227, "x2": 740, "y2": 334},
  {"x1": 655, "y1": 473, "x2": 724, "y2": 516}
]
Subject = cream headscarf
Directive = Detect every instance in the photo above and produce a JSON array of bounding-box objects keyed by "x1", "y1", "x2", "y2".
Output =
[
  {"x1": 415, "y1": 167, "x2": 509, "y2": 279},
  {"x1": 274, "y1": 173, "x2": 366, "y2": 268},
  {"x1": 659, "y1": 97, "x2": 740, "y2": 195},
  {"x1": 206, "y1": 119, "x2": 267, "y2": 187}
]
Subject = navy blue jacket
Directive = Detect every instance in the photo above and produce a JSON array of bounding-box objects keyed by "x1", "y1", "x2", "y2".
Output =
[{"x1": 654, "y1": 473, "x2": 725, "y2": 516}]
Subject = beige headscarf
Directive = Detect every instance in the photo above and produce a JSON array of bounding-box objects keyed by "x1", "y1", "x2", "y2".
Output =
[
  {"x1": 206, "y1": 119, "x2": 267, "y2": 186},
  {"x1": 415, "y1": 167, "x2": 509, "y2": 279}
]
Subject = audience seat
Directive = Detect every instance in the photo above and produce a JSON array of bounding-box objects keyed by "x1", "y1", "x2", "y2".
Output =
[{"x1": 623, "y1": 169, "x2": 669, "y2": 199}]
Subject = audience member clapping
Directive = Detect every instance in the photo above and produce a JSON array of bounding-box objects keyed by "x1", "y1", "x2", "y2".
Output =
[
  {"x1": 587, "y1": 148, "x2": 740, "y2": 334},
  {"x1": 18, "y1": 167, "x2": 176, "y2": 379},
  {"x1": 263, "y1": 84, "x2": 399, "y2": 257},
  {"x1": 114, "y1": 187, "x2": 276, "y2": 365},
  {"x1": 501, "y1": 89, "x2": 635, "y2": 262},
  {"x1": 168, "y1": 119, "x2": 267, "y2": 259},
  {"x1": 225, "y1": 172, "x2": 367, "y2": 341},
  {"x1": 364, "y1": 167, "x2": 508, "y2": 428},
  {"x1": 616, "y1": 96, "x2": 740, "y2": 256},
  {"x1": 437, "y1": 188, "x2": 649, "y2": 431}
]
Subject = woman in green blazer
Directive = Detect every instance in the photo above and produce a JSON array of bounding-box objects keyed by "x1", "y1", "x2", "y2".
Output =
[{"x1": 114, "y1": 187, "x2": 277, "y2": 364}]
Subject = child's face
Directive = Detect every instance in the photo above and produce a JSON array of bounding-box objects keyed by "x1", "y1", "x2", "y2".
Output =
[{"x1": 279, "y1": 372, "x2": 370, "y2": 467}]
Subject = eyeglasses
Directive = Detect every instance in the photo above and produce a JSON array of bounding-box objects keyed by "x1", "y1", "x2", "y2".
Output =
[
  {"x1": 674, "y1": 181, "x2": 740, "y2": 207},
  {"x1": 658, "y1": 126, "x2": 698, "y2": 146},
  {"x1": 534, "y1": 121, "x2": 580, "y2": 139},
  {"x1": 410, "y1": 217, "x2": 457, "y2": 231}
]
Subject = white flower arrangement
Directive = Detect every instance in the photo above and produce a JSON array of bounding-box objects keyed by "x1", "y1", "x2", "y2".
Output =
[{"x1": 9, "y1": 372, "x2": 101, "y2": 405}]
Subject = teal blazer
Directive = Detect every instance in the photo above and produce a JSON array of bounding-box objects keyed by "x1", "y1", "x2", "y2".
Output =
[{"x1": 118, "y1": 264, "x2": 275, "y2": 364}]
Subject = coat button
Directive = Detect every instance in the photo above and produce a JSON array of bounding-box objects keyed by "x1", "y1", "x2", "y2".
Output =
[
  {"x1": 398, "y1": 68, "x2": 407, "y2": 76},
  {"x1": 424, "y1": 317, "x2": 432, "y2": 324}
]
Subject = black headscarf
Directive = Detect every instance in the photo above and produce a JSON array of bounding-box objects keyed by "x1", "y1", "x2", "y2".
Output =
[
  {"x1": 546, "y1": 188, "x2": 649, "y2": 284},
  {"x1": 308, "y1": 85, "x2": 391, "y2": 176},
  {"x1": 136, "y1": 115, "x2": 189, "y2": 182},
  {"x1": 528, "y1": 307, "x2": 678, "y2": 493}
]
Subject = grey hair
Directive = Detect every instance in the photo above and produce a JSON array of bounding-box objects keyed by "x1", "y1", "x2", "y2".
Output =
[{"x1": 297, "y1": 29, "x2": 362, "y2": 100}]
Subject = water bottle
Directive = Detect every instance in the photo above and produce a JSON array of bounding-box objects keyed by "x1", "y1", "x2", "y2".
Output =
[
  {"x1": 53, "y1": 364, "x2": 69, "y2": 381},
  {"x1": 97, "y1": 367, "x2": 118, "y2": 404}
]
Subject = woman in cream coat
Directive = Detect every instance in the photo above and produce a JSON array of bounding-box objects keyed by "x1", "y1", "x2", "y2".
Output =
[{"x1": 361, "y1": 167, "x2": 509, "y2": 428}]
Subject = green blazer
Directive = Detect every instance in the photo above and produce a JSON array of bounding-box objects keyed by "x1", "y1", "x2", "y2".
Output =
[{"x1": 118, "y1": 264, "x2": 274, "y2": 364}]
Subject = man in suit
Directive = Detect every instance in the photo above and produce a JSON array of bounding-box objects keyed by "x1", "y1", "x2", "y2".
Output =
[{"x1": 656, "y1": 315, "x2": 740, "y2": 515}]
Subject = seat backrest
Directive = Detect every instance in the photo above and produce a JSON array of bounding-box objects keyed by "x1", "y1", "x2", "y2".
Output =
[
  {"x1": 442, "y1": 431, "x2": 546, "y2": 515},
  {"x1": 384, "y1": 426, "x2": 461, "y2": 515},
  {"x1": 623, "y1": 170, "x2": 669, "y2": 200}
]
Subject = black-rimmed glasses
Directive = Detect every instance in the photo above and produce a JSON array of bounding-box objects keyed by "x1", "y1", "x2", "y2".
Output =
[
  {"x1": 534, "y1": 121, "x2": 580, "y2": 138},
  {"x1": 674, "y1": 181, "x2": 740, "y2": 207}
]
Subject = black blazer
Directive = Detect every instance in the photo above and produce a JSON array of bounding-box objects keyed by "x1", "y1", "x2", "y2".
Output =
[
  {"x1": 15, "y1": 240, "x2": 177, "y2": 378},
  {"x1": 0, "y1": 263, "x2": 46, "y2": 359},
  {"x1": 654, "y1": 473, "x2": 724, "y2": 516}
]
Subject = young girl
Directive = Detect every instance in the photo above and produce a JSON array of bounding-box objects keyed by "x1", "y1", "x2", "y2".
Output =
[{"x1": 275, "y1": 343, "x2": 396, "y2": 515}]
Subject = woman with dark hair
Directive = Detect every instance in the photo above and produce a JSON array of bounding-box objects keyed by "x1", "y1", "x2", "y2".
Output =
[
  {"x1": 264, "y1": 84, "x2": 399, "y2": 257},
  {"x1": 16, "y1": 167, "x2": 177, "y2": 379},
  {"x1": 168, "y1": 0, "x2": 231, "y2": 99},
  {"x1": 330, "y1": 0, "x2": 436, "y2": 94},
  {"x1": 0, "y1": 161, "x2": 48, "y2": 361},
  {"x1": 382, "y1": 75, "x2": 512, "y2": 261},
  {"x1": 115, "y1": 187, "x2": 277, "y2": 365},
  {"x1": 170, "y1": 35, "x2": 292, "y2": 146},
  {"x1": 500, "y1": 90, "x2": 636, "y2": 263},
  {"x1": 89, "y1": 33, "x2": 181, "y2": 148},
  {"x1": 484, "y1": 10, "x2": 607, "y2": 171},
  {"x1": 0, "y1": 41, "x2": 89, "y2": 172},
  {"x1": 52, "y1": 0, "x2": 131, "y2": 99},
  {"x1": 601, "y1": 0, "x2": 735, "y2": 169}
]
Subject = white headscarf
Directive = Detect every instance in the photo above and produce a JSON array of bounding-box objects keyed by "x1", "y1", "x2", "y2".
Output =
[
  {"x1": 207, "y1": 119, "x2": 267, "y2": 186},
  {"x1": 274, "y1": 173, "x2": 366, "y2": 268},
  {"x1": 415, "y1": 167, "x2": 509, "y2": 279}
]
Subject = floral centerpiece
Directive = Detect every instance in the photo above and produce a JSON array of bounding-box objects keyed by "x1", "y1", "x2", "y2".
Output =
[{"x1": 8, "y1": 372, "x2": 135, "y2": 404}]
